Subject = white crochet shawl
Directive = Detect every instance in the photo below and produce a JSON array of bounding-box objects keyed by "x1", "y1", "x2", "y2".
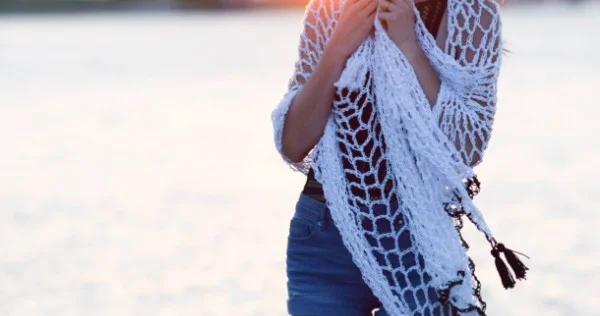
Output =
[{"x1": 272, "y1": 0, "x2": 509, "y2": 314}]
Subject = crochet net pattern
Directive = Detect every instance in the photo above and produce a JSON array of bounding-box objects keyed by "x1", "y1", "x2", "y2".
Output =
[{"x1": 271, "y1": 0, "x2": 503, "y2": 314}]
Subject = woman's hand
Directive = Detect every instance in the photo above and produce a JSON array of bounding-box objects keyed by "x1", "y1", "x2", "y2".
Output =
[
  {"x1": 378, "y1": 0, "x2": 419, "y2": 52},
  {"x1": 326, "y1": 0, "x2": 379, "y2": 59}
]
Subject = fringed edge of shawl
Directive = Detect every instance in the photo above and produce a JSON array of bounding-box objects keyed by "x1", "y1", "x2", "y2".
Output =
[
  {"x1": 439, "y1": 174, "x2": 529, "y2": 315},
  {"x1": 439, "y1": 195, "x2": 488, "y2": 315}
]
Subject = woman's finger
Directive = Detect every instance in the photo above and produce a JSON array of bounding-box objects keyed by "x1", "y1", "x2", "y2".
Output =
[
  {"x1": 381, "y1": 0, "x2": 399, "y2": 13},
  {"x1": 357, "y1": 0, "x2": 377, "y2": 11},
  {"x1": 361, "y1": 0, "x2": 378, "y2": 15},
  {"x1": 367, "y1": 0, "x2": 379, "y2": 16},
  {"x1": 395, "y1": 0, "x2": 412, "y2": 10},
  {"x1": 379, "y1": 11, "x2": 395, "y2": 20},
  {"x1": 379, "y1": 0, "x2": 395, "y2": 11},
  {"x1": 378, "y1": 0, "x2": 389, "y2": 11},
  {"x1": 343, "y1": 0, "x2": 358, "y2": 11}
]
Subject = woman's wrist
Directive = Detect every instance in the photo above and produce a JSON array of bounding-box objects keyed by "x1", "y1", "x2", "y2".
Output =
[
  {"x1": 321, "y1": 43, "x2": 350, "y2": 70},
  {"x1": 323, "y1": 39, "x2": 351, "y2": 61}
]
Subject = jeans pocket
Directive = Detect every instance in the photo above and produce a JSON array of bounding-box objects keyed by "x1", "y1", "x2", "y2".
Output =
[{"x1": 288, "y1": 218, "x2": 319, "y2": 241}]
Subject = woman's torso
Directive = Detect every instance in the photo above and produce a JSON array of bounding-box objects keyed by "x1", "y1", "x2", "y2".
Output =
[{"x1": 302, "y1": 0, "x2": 448, "y2": 203}]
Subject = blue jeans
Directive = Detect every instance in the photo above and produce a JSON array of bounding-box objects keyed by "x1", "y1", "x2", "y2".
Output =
[{"x1": 286, "y1": 192, "x2": 454, "y2": 316}]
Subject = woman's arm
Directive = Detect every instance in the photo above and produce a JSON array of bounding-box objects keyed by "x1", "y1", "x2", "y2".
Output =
[
  {"x1": 281, "y1": 46, "x2": 348, "y2": 163},
  {"x1": 381, "y1": 0, "x2": 501, "y2": 166},
  {"x1": 279, "y1": 0, "x2": 379, "y2": 164}
]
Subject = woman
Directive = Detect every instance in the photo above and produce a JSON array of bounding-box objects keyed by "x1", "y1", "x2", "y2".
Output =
[{"x1": 271, "y1": 0, "x2": 526, "y2": 314}]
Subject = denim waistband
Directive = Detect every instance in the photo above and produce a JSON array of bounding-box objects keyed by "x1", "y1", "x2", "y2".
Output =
[
  {"x1": 294, "y1": 192, "x2": 332, "y2": 227},
  {"x1": 295, "y1": 192, "x2": 400, "y2": 229}
]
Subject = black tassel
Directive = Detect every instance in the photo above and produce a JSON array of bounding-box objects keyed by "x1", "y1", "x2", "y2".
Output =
[
  {"x1": 497, "y1": 243, "x2": 529, "y2": 280},
  {"x1": 491, "y1": 247, "x2": 515, "y2": 289}
]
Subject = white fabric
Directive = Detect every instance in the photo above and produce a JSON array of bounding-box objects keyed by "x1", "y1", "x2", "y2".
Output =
[{"x1": 271, "y1": 0, "x2": 503, "y2": 314}]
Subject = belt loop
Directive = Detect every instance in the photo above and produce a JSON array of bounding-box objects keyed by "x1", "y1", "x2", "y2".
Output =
[{"x1": 320, "y1": 206, "x2": 328, "y2": 229}]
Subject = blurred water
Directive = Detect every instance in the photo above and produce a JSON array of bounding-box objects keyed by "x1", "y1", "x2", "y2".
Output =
[{"x1": 0, "y1": 2, "x2": 599, "y2": 315}]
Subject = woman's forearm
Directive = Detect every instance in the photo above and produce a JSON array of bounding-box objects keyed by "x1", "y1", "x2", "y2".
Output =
[{"x1": 282, "y1": 48, "x2": 348, "y2": 163}]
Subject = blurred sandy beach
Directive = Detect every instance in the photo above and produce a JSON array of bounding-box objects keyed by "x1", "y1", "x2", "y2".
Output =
[{"x1": 0, "y1": 2, "x2": 599, "y2": 315}]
